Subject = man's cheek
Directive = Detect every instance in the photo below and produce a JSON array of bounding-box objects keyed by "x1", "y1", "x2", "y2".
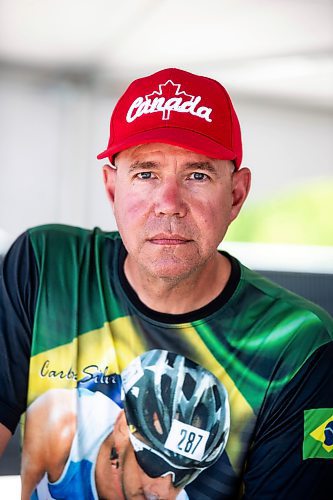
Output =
[{"x1": 122, "y1": 198, "x2": 148, "y2": 221}]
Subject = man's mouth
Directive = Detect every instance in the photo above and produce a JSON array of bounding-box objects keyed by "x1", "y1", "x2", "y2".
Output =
[{"x1": 148, "y1": 234, "x2": 191, "y2": 245}]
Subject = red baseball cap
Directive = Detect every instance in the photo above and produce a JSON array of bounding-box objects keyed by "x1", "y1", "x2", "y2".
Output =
[{"x1": 97, "y1": 68, "x2": 242, "y2": 168}]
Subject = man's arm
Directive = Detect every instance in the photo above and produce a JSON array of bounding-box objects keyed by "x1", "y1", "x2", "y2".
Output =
[
  {"x1": 0, "y1": 232, "x2": 38, "y2": 449},
  {"x1": 243, "y1": 341, "x2": 333, "y2": 499},
  {"x1": 0, "y1": 423, "x2": 12, "y2": 457}
]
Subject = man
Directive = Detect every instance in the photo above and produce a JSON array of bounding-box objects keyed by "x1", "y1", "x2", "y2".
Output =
[
  {"x1": 20, "y1": 350, "x2": 229, "y2": 499},
  {"x1": 0, "y1": 67, "x2": 332, "y2": 499}
]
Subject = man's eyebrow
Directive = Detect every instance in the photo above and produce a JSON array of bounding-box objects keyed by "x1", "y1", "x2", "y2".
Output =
[
  {"x1": 128, "y1": 160, "x2": 159, "y2": 172},
  {"x1": 128, "y1": 160, "x2": 218, "y2": 174},
  {"x1": 184, "y1": 161, "x2": 218, "y2": 173}
]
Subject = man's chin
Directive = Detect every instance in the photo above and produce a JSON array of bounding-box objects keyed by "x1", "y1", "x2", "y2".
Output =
[
  {"x1": 126, "y1": 244, "x2": 205, "y2": 283},
  {"x1": 144, "y1": 259, "x2": 200, "y2": 282}
]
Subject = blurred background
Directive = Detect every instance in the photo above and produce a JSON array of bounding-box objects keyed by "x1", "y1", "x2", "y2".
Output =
[{"x1": 0, "y1": 0, "x2": 332, "y2": 493}]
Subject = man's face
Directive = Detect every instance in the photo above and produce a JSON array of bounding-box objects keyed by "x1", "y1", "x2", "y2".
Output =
[
  {"x1": 104, "y1": 143, "x2": 249, "y2": 283},
  {"x1": 120, "y1": 441, "x2": 182, "y2": 500}
]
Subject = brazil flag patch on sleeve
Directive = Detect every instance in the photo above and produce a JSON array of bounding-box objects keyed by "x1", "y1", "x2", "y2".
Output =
[{"x1": 303, "y1": 409, "x2": 333, "y2": 459}]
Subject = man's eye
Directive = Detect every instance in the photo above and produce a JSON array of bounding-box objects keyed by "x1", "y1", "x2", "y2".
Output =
[
  {"x1": 189, "y1": 172, "x2": 208, "y2": 181},
  {"x1": 137, "y1": 172, "x2": 153, "y2": 180}
]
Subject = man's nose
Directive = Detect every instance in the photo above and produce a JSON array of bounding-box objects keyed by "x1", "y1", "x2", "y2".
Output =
[
  {"x1": 154, "y1": 178, "x2": 187, "y2": 217},
  {"x1": 143, "y1": 473, "x2": 176, "y2": 500}
]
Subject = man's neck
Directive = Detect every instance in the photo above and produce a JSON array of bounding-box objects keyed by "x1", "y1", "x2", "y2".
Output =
[{"x1": 124, "y1": 252, "x2": 231, "y2": 315}]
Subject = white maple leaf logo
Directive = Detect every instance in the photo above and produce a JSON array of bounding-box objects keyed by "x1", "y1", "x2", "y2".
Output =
[{"x1": 145, "y1": 80, "x2": 195, "y2": 120}]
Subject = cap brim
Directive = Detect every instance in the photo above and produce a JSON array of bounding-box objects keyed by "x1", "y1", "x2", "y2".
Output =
[{"x1": 97, "y1": 127, "x2": 240, "y2": 167}]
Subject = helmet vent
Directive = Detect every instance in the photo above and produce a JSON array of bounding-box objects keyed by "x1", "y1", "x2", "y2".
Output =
[
  {"x1": 192, "y1": 402, "x2": 208, "y2": 429},
  {"x1": 183, "y1": 373, "x2": 196, "y2": 400},
  {"x1": 167, "y1": 352, "x2": 177, "y2": 368},
  {"x1": 161, "y1": 374, "x2": 172, "y2": 406},
  {"x1": 213, "y1": 384, "x2": 222, "y2": 411}
]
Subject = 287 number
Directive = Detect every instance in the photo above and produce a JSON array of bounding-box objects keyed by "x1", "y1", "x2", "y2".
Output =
[{"x1": 177, "y1": 429, "x2": 203, "y2": 455}]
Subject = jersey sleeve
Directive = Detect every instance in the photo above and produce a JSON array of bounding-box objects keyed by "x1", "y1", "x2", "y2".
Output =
[
  {"x1": 243, "y1": 340, "x2": 333, "y2": 499},
  {"x1": 0, "y1": 232, "x2": 39, "y2": 433}
]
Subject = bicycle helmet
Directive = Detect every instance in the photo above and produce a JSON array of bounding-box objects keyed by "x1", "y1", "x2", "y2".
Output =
[{"x1": 121, "y1": 349, "x2": 229, "y2": 487}]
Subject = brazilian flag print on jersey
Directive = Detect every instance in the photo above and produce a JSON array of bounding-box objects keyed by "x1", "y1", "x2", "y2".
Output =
[{"x1": 303, "y1": 409, "x2": 333, "y2": 459}]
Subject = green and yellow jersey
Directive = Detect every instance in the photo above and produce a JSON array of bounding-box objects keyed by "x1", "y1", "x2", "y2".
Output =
[{"x1": 0, "y1": 224, "x2": 332, "y2": 499}]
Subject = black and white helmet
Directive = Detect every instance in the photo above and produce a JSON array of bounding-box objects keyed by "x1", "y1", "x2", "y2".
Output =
[{"x1": 121, "y1": 349, "x2": 229, "y2": 485}]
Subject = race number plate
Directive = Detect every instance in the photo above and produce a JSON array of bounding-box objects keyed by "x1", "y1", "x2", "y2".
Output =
[{"x1": 165, "y1": 420, "x2": 209, "y2": 461}]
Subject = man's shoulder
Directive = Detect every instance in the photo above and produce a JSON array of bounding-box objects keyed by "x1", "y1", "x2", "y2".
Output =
[
  {"x1": 237, "y1": 261, "x2": 333, "y2": 342},
  {"x1": 28, "y1": 223, "x2": 119, "y2": 241},
  {"x1": 27, "y1": 224, "x2": 122, "y2": 255}
]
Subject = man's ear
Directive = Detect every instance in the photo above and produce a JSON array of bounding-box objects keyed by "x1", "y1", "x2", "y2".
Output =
[
  {"x1": 103, "y1": 164, "x2": 117, "y2": 208},
  {"x1": 230, "y1": 166, "x2": 251, "y2": 223}
]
